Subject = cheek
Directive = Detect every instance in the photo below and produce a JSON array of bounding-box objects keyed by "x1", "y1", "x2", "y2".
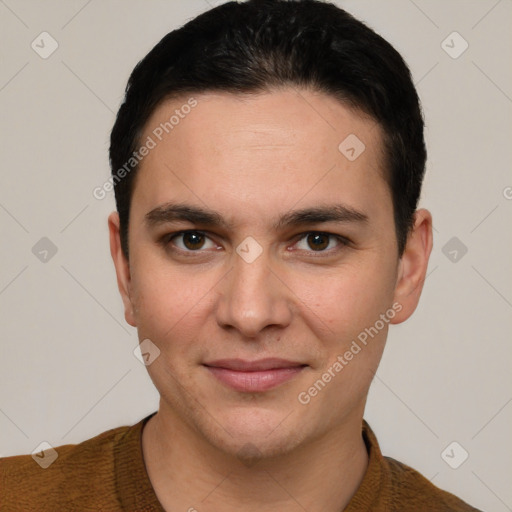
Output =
[
  {"x1": 291, "y1": 260, "x2": 397, "y2": 345},
  {"x1": 129, "y1": 258, "x2": 217, "y2": 349}
]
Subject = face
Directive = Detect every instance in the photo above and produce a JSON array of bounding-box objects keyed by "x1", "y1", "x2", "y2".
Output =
[{"x1": 109, "y1": 88, "x2": 432, "y2": 458}]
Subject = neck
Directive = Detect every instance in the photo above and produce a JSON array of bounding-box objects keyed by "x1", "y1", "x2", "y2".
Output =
[{"x1": 142, "y1": 407, "x2": 368, "y2": 512}]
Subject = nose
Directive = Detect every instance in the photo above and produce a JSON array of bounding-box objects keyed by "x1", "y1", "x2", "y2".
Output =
[{"x1": 215, "y1": 248, "x2": 293, "y2": 338}]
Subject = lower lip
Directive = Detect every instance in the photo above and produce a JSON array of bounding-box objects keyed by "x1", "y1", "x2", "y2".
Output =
[{"x1": 205, "y1": 366, "x2": 304, "y2": 392}]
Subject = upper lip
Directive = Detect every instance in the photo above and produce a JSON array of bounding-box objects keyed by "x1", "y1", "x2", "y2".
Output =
[{"x1": 203, "y1": 358, "x2": 306, "y2": 371}]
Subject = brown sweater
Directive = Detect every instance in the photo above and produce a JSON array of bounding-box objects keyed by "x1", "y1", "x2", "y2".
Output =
[{"x1": 1, "y1": 413, "x2": 481, "y2": 511}]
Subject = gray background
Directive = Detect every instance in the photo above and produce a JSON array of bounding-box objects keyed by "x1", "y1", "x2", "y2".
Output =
[{"x1": 1, "y1": 0, "x2": 511, "y2": 509}]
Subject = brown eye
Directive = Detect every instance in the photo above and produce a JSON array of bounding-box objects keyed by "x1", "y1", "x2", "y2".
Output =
[
  {"x1": 306, "y1": 233, "x2": 330, "y2": 251},
  {"x1": 164, "y1": 230, "x2": 218, "y2": 254},
  {"x1": 181, "y1": 231, "x2": 205, "y2": 250},
  {"x1": 294, "y1": 232, "x2": 346, "y2": 254}
]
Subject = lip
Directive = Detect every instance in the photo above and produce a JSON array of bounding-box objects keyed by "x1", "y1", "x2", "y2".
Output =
[{"x1": 203, "y1": 358, "x2": 306, "y2": 392}]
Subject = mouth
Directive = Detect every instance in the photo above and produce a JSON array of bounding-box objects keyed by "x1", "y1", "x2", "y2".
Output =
[{"x1": 203, "y1": 358, "x2": 307, "y2": 393}]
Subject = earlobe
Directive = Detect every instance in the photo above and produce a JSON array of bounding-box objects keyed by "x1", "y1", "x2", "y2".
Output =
[
  {"x1": 390, "y1": 209, "x2": 433, "y2": 324},
  {"x1": 108, "y1": 212, "x2": 137, "y2": 327}
]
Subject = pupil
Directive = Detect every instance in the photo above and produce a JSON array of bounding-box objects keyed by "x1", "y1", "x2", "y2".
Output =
[
  {"x1": 308, "y1": 233, "x2": 328, "y2": 251},
  {"x1": 184, "y1": 232, "x2": 204, "y2": 250}
]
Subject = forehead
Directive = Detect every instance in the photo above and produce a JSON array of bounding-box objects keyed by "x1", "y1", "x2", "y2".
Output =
[{"x1": 132, "y1": 88, "x2": 391, "y2": 227}]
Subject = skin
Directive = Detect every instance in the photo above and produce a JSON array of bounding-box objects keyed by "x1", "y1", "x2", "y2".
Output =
[{"x1": 109, "y1": 88, "x2": 432, "y2": 511}]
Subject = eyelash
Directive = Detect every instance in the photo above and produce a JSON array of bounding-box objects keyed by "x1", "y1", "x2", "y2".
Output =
[{"x1": 162, "y1": 230, "x2": 350, "y2": 256}]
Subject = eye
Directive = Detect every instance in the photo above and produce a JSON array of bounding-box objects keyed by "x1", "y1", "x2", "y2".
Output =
[
  {"x1": 163, "y1": 230, "x2": 347, "y2": 255},
  {"x1": 168, "y1": 231, "x2": 217, "y2": 251},
  {"x1": 294, "y1": 232, "x2": 346, "y2": 252}
]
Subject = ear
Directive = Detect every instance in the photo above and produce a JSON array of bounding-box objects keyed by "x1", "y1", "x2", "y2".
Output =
[
  {"x1": 108, "y1": 211, "x2": 137, "y2": 327},
  {"x1": 390, "y1": 208, "x2": 433, "y2": 324}
]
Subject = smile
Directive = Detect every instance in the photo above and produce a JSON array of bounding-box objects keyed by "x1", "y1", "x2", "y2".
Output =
[{"x1": 203, "y1": 358, "x2": 307, "y2": 392}]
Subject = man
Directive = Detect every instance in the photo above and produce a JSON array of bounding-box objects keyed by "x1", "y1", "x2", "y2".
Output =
[{"x1": 1, "y1": 1, "x2": 482, "y2": 510}]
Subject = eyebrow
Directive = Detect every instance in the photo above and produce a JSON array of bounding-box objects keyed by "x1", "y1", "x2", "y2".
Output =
[{"x1": 144, "y1": 202, "x2": 368, "y2": 230}]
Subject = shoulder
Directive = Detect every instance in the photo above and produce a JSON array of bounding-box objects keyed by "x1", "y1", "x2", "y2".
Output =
[
  {"x1": 0, "y1": 423, "x2": 134, "y2": 511},
  {"x1": 353, "y1": 421, "x2": 483, "y2": 512},
  {"x1": 383, "y1": 455, "x2": 482, "y2": 512}
]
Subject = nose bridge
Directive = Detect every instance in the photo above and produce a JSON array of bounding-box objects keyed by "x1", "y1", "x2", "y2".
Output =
[{"x1": 216, "y1": 247, "x2": 291, "y2": 337}]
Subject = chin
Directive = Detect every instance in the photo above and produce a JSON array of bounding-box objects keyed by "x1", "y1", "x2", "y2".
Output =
[
  {"x1": 212, "y1": 429, "x2": 304, "y2": 462},
  {"x1": 198, "y1": 405, "x2": 310, "y2": 461}
]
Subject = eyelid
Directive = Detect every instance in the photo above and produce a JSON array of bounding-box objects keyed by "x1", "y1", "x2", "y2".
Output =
[
  {"x1": 165, "y1": 230, "x2": 218, "y2": 252},
  {"x1": 163, "y1": 230, "x2": 350, "y2": 253},
  {"x1": 291, "y1": 231, "x2": 350, "y2": 253}
]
